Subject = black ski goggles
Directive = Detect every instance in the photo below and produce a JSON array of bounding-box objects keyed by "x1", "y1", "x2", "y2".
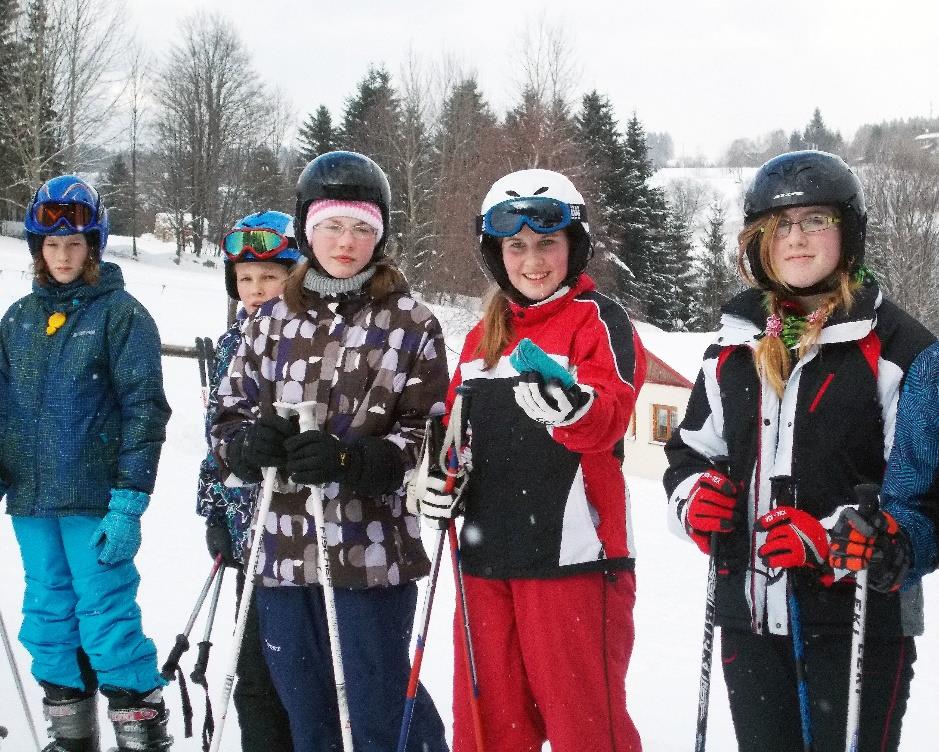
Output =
[{"x1": 477, "y1": 197, "x2": 586, "y2": 238}]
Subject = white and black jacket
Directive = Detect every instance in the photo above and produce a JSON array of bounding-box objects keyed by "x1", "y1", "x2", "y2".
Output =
[{"x1": 664, "y1": 282, "x2": 935, "y2": 638}]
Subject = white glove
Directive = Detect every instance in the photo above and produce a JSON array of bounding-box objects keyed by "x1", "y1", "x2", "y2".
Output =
[
  {"x1": 513, "y1": 372, "x2": 593, "y2": 427},
  {"x1": 406, "y1": 470, "x2": 466, "y2": 527}
]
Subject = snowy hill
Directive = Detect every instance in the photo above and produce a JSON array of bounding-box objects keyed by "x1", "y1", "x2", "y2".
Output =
[{"x1": 0, "y1": 236, "x2": 935, "y2": 751}]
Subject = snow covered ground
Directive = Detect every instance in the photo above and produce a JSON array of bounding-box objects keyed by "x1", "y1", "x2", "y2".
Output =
[{"x1": 0, "y1": 235, "x2": 936, "y2": 751}]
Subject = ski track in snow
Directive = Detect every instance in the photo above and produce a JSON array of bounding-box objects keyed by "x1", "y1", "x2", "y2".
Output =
[{"x1": 0, "y1": 234, "x2": 935, "y2": 751}]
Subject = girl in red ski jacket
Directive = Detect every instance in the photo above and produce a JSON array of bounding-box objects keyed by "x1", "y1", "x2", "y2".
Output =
[{"x1": 414, "y1": 168, "x2": 645, "y2": 752}]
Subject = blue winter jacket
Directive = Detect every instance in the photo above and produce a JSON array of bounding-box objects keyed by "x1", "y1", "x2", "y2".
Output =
[
  {"x1": 882, "y1": 341, "x2": 939, "y2": 583},
  {"x1": 196, "y1": 309, "x2": 258, "y2": 563},
  {"x1": 0, "y1": 261, "x2": 171, "y2": 517}
]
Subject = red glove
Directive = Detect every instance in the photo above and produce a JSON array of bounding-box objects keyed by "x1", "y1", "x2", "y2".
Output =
[
  {"x1": 756, "y1": 506, "x2": 829, "y2": 569},
  {"x1": 684, "y1": 470, "x2": 739, "y2": 554}
]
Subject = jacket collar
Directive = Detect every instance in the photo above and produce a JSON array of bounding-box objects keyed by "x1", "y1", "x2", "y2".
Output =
[
  {"x1": 717, "y1": 281, "x2": 882, "y2": 347},
  {"x1": 507, "y1": 274, "x2": 594, "y2": 328},
  {"x1": 32, "y1": 261, "x2": 124, "y2": 311}
]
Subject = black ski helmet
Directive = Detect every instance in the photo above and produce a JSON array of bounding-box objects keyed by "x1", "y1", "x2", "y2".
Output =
[
  {"x1": 477, "y1": 169, "x2": 592, "y2": 305},
  {"x1": 294, "y1": 150, "x2": 392, "y2": 262},
  {"x1": 743, "y1": 150, "x2": 867, "y2": 291}
]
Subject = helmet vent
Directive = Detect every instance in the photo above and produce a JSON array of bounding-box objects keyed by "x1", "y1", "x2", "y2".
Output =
[{"x1": 533, "y1": 186, "x2": 549, "y2": 195}]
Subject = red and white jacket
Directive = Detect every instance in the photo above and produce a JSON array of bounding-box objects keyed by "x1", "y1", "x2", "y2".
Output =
[{"x1": 449, "y1": 274, "x2": 646, "y2": 579}]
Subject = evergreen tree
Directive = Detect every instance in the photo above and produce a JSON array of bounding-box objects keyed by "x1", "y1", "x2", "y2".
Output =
[
  {"x1": 425, "y1": 76, "x2": 500, "y2": 298},
  {"x1": 696, "y1": 203, "x2": 739, "y2": 330},
  {"x1": 619, "y1": 114, "x2": 668, "y2": 319},
  {"x1": 102, "y1": 154, "x2": 132, "y2": 235},
  {"x1": 656, "y1": 210, "x2": 698, "y2": 331},
  {"x1": 297, "y1": 105, "x2": 336, "y2": 163},
  {"x1": 574, "y1": 91, "x2": 630, "y2": 298},
  {"x1": 241, "y1": 144, "x2": 290, "y2": 214},
  {"x1": 802, "y1": 107, "x2": 843, "y2": 153}
]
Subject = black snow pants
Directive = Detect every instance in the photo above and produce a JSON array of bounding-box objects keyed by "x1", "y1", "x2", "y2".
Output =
[{"x1": 720, "y1": 628, "x2": 914, "y2": 752}]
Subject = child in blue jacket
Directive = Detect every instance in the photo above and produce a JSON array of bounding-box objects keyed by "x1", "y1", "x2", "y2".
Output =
[
  {"x1": 194, "y1": 210, "x2": 299, "y2": 752},
  {"x1": 0, "y1": 176, "x2": 172, "y2": 752}
]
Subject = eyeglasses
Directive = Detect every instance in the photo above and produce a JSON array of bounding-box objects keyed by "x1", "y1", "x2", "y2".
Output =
[
  {"x1": 772, "y1": 214, "x2": 841, "y2": 239},
  {"x1": 222, "y1": 228, "x2": 297, "y2": 260},
  {"x1": 32, "y1": 202, "x2": 95, "y2": 232},
  {"x1": 312, "y1": 222, "x2": 377, "y2": 240},
  {"x1": 477, "y1": 197, "x2": 586, "y2": 238}
]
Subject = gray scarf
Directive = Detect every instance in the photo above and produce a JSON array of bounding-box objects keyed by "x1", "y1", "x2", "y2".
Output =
[{"x1": 303, "y1": 266, "x2": 376, "y2": 297}]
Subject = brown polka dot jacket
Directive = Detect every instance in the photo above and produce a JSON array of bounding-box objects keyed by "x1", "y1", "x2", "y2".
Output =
[{"x1": 211, "y1": 285, "x2": 449, "y2": 589}]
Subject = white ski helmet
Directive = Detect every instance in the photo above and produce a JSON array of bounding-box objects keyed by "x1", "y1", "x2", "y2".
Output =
[{"x1": 477, "y1": 169, "x2": 592, "y2": 304}]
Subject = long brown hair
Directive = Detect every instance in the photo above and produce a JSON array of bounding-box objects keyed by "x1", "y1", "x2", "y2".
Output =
[
  {"x1": 283, "y1": 259, "x2": 406, "y2": 314},
  {"x1": 476, "y1": 286, "x2": 513, "y2": 369},
  {"x1": 737, "y1": 211, "x2": 859, "y2": 396}
]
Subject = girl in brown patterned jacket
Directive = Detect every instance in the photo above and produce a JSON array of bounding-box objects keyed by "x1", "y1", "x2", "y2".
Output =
[{"x1": 211, "y1": 151, "x2": 450, "y2": 752}]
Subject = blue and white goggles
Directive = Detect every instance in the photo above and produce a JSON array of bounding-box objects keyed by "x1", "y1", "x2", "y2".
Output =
[{"x1": 477, "y1": 197, "x2": 587, "y2": 238}]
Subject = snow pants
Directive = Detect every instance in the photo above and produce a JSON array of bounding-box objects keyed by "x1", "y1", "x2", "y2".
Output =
[
  {"x1": 233, "y1": 569, "x2": 293, "y2": 752},
  {"x1": 721, "y1": 628, "x2": 915, "y2": 752},
  {"x1": 11, "y1": 515, "x2": 163, "y2": 693},
  {"x1": 453, "y1": 570, "x2": 642, "y2": 752},
  {"x1": 256, "y1": 581, "x2": 448, "y2": 752}
]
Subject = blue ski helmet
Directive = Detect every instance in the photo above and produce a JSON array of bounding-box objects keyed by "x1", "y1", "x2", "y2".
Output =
[
  {"x1": 24, "y1": 175, "x2": 109, "y2": 257},
  {"x1": 222, "y1": 210, "x2": 301, "y2": 300}
]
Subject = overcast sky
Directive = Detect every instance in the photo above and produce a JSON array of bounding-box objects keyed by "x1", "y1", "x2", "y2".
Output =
[{"x1": 126, "y1": 0, "x2": 939, "y2": 161}]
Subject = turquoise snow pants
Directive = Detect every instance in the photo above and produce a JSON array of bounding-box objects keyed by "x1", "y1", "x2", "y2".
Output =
[{"x1": 11, "y1": 515, "x2": 164, "y2": 693}]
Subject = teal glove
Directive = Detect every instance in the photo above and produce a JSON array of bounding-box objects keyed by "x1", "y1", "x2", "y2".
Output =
[{"x1": 91, "y1": 489, "x2": 150, "y2": 565}]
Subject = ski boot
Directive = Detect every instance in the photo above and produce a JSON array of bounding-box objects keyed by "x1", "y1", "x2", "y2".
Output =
[
  {"x1": 102, "y1": 688, "x2": 172, "y2": 752},
  {"x1": 40, "y1": 683, "x2": 100, "y2": 752}
]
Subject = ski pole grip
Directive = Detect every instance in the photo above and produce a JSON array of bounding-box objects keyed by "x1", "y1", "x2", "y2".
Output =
[
  {"x1": 190, "y1": 641, "x2": 212, "y2": 685},
  {"x1": 853, "y1": 483, "x2": 881, "y2": 518},
  {"x1": 161, "y1": 634, "x2": 190, "y2": 681}
]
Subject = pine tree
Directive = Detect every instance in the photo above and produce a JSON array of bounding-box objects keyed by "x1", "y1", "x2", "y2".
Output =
[
  {"x1": 102, "y1": 154, "x2": 132, "y2": 235},
  {"x1": 619, "y1": 114, "x2": 668, "y2": 318},
  {"x1": 696, "y1": 203, "x2": 739, "y2": 330},
  {"x1": 574, "y1": 91, "x2": 631, "y2": 299},
  {"x1": 802, "y1": 107, "x2": 843, "y2": 153},
  {"x1": 656, "y1": 210, "x2": 698, "y2": 331},
  {"x1": 425, "y1": 76, "x2": 500, "y2": 299},
  {"x1": 296, "y1": 105, "x2": 336, "y2": 163}
]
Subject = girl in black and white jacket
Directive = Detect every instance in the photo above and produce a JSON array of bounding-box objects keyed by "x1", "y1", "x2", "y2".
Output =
[{"x1": 664, "y1": 151, "x2": 934, "y2": 752}]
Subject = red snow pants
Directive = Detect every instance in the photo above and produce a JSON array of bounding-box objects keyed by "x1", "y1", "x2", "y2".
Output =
[{"x1": 452, "y1": 570, "x2": 642, "y2": 752}]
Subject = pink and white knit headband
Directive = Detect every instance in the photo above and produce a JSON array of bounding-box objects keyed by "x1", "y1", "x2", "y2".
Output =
[{"x1": 304, "y1": 199, "x2": 384, "y2": 244}]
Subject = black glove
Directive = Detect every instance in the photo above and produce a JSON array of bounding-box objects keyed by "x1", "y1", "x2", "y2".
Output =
[
  {"x1": 205, "y1": 516, "x2": 236, "y2": 567},
  {"x1": 226, "y1": 415, "x2": 297, "y2": 482},
  {"x1": 285, "y1": 431, "x2": 357, "y2": 486},
  {"x1": 285, "y1": 432, "x2": 404, "y2": 496}
]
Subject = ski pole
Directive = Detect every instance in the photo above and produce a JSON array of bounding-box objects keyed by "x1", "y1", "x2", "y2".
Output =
[
  {"x1": 292, "y1": 400, "x2": 354, "y2": 752},
  {"x1": 191, "y1": 563, "x2": 225, "y2": 686},
  {"x1": 209, "y1": 402, "x2": 293, "y2": 752},
  {"x1": 0, "y1": 608, "x2": 41, "y2": 752},
  {"x1": 192, "y1": 562, "x2": 225, "y2": 752},
  {"x1": 161, "y1": 554, "x2": 224, "y2": 681},
  {"x1": 844, "y1": 483, "x2": 880, "y2": 752},
  {"x1": 694, "y1": 531, "x2": 718, "y2": 752},
  {"x1": 397, "y1": 444, "x2": 458, "y2": 752},
  {"x1": 195, "y1": 336, "x2": 210, "y2": 407},
  {"x1": 449, "y1": 522, "x2": 485, "y2": 751},
  {"x1": 788, "y1": 578, "x2": 813, "y2": 752}
]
